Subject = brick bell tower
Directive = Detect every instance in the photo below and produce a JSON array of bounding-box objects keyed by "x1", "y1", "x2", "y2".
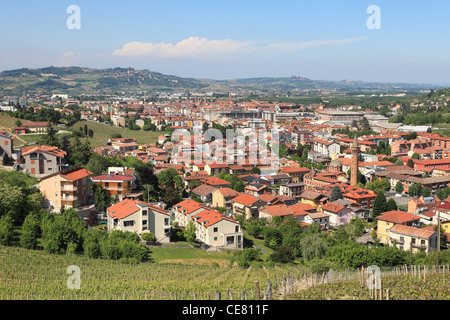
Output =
[{"x1": 351, "y1": 135, "x2": 359, "y2": 186}]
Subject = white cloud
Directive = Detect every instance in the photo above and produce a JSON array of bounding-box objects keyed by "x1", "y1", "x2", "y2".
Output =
[
  {"x1": 111, "y1": 36, "x2": 368, "y2": 59},
  {"x1": 63, "y1": 51, "x2": 74, "y2": 57}
]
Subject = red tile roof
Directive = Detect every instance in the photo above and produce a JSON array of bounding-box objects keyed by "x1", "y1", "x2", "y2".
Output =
[
  {"x1": 232, "y1": 193, "x2": 259, "y2": 206},
  {"x1": 377, "y1": 211, "x2": 421, "y2": 224},
  {"x1": 62, "y1": 168, "x2": 92, "y2": 181}
]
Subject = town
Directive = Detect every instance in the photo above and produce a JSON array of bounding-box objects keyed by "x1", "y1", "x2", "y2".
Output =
[{"x1": 1, "y1": 88, "x2": 449, "y2": 261}]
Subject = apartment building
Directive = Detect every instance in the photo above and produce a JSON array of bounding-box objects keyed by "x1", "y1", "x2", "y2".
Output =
[
  {"x1": 376, "y1": 210, "x2": 422, "y2": 245},
  {"x1": 39, "y1": 166, "x2": 93, "y2": 212},
  {"x1": 21, "y1": 145, "x2": 67, "y2": 176},
  {"x1": 107, "y1": 199, "x2": 170, "y2": 240}
]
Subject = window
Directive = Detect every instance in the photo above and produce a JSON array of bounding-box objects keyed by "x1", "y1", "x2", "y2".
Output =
[
  {"x1": 142, "y1": 220, "x2": 147, "y2": 225},
  {"x1": 164, "y1": 218, "x2": 169, "y2": 226},
  {"x1": 142, "y1": 210, "x2": 147, "y2": 216},
  {"x1": 214, "y1": 237, "x2": 217, "y2": 241},
  {"x1": 235, "y1": 226, "x2": 239, "y2": 232},
  {"x1": 213, "y1": 227, "x2": 218, "y2": 232},
  {"x1": 123, "y1": 221, "x2": 134, "y2": 227}
]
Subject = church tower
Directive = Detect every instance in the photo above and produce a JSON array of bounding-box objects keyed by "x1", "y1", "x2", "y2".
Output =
[{"x1": 351, "y1": 135, "x2": 359, "y2": 186}]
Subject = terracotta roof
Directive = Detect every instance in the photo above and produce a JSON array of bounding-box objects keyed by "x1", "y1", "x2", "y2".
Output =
[
  {"x1": 107, "y1": 199, "x2": 168, "y2": 219},
  {"x1": 260, "y1": 204, "x2": 294, "y2": 217},
  {"x1": 214, "y1": 187, "x2": 241, "y2": 198},
  {"x1": 192, "y1": 184, "x2": 217, "y2": 196},
  {"x1": 377, "y1": 211, "x2": 421, "y2": 224},
  {"x1": 201, "y1": 176, "x2": 231, "y2": 186},
  {"x1": 232, "y1": 193, "x2": 259, "y2": 206},
  {"x1": 173, "y1": 199, "x2": 206, "y2": 215},
  {"x1": 62, "y1": 168, "x2": 92, "y2": 181},
  {"x1": 322, "y1": 202, "x2": 346, "y2": 213},
  {"x1": 389, "y1": 224, "x2": 436, "y2": 239},
  {"x1": 22, "y1": 145, "x2": 66, "y2": 158}
]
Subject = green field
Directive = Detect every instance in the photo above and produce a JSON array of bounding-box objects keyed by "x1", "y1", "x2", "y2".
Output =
[{"x1": 70, "y1": 121, "x2": 164, "y2": 147}]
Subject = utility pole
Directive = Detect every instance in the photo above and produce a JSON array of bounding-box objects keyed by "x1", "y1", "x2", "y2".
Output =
[{"x1": 436, "y1": 209, "x2": 440, "y2": 266}]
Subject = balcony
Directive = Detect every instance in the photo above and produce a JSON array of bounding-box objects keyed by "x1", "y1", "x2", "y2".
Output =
[
  {"x1": 61, "y1": 185, "x2": 77, "y2": 191},
  {"x1": 62, "y1": 195, "x2": 78, "y2": 201}
]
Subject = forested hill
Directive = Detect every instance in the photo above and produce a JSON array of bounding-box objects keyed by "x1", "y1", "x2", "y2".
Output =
[{"x1": 0, "y1": 66, "x2": 442, "y2": 95}]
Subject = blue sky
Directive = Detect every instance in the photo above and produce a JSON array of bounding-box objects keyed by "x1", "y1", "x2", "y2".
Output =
[{"x1": 1, "y1": 1, "x2": 449, "y2": 84}]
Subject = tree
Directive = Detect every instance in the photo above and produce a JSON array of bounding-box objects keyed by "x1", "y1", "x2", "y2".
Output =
[
  {"x1": 184, "y1": 220, "x2": 196, "y2": 244},
  {"x1": 422, "y1": 187, "x2": 431, "y2": 198},
  {"x1": 20, "y1": 213, "x2": 41, "y2": 248},
  {"x1": 92, "y1": 184, "x2": 112, "y2": 212},
  {"x1": 411, "y1": 152, "x2": 420, "y2": 160},
  {"x1": 406, "y1": 158, "x2": 414, "y2": 168},
  {"x1": 395, "y1": 181, "x2": 404, "y2": 194},
  {"x1": 0, "y1": 215, "x2": 14, "y2": 245},
  {"x1": 42, "y1": 120, "x2": 58, "y2": 147},
  {"x1": 330, "y1": 185, "x2": 343, "y2": 202},
  {"x1": 86, "y1": 153, "x2": 109, "y2": 176},
  {"x1": 345, "y1": 217, "x2": 366, "y2": 240},
  {"x1": 86, "y1": 209, "x2": 99, "y2": 227},
  {"x1": 300, "y1": 234, "x2": 328, "y2": 261},
  {"x1": 387, "y1": 198, "x2": 398, "y2": 211},
  {"x1": 372, "y1": 192, "x2": 388, "y2": 218}
]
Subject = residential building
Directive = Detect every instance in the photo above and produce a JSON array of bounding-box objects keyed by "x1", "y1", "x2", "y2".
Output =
[
  {"x1": 107, "y1": 199, "x2": 170, "y2": 241},
  {"x1": 191, "y1": 184, "x2": 217, "y2": 203},
  {"x1": 376, "y1": 210, "x2": 422, "y2": 245},
  {"x1": 388, "y1": 224, "x2": 437, "y2": 253},
  {"x1": 191, "y1": 208, "x2": 243, "y2": 249},
  {"x1": 211, "y1": 187, "x2": 241, "y2": 212},
  {"x1": 231, "y1": 193, "x2": 266, "y2": 219},
  {"x1": 303, "y1": 212, "x2": 331, "y2": 229},
  {"x1": 91, "y1": 173, "x2": 136, "y2": 199},
  {"x1": 280, "y1": 166, "x2": 311, "y2": 183},
  {"x1": 322, "y1": 202, "x2": 353, "y2": 227},
  {"x1": 279, "y1": 182, "x2": 306, "y2": 199},
  {"x1": 21, "y1": 145, "x2": 67, "y2": 177},
  {"x1": 39, "y1": 166, "x2": 93, "y2": 212},
  {"x1": 22, "y1": 121, "x2": 49, "y2": 134}
]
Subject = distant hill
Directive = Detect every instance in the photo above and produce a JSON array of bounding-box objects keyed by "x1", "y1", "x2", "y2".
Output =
[{"x1": 0, "y1": 66, "x2": 443, "y2": 95}]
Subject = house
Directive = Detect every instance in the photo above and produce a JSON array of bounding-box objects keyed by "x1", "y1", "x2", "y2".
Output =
[
  {"x1": 0, "y1": 132, "x2": 15, "y2": 163},
  {"x1": 39, "y1": 166, "x2": 93, "y2": 212},
  {"x1": 322, "y1": 202, "x2": 353, "y2": 227},
  {"x1": 407, "y1": 196, "x2": 437, "y2": 215},
  {"x1": 191, "y1": 184, "x2": 217, "y2": 203},
  {"x1": 90, "y1": 173, "x2": 136, "y2": 200},
  {"x1": 260, "y1": 173, "x2": 291, "y2": 186},
  {"x1": 312, "y1": 137, "x2": 340, "y2": 158},
  {"x1": 107, "y1": 199, "x2": 170, "y2": 241},
  {"x1": 204, "y1": 163, "x2": 230, "y2": 176},
  {"x1": 244, "y1": 182, "x2": 269, "y2": 197},
  {"x1": 172, "y1": 199, "x2": 209, "y2": 227},
  {"x1": 200, "y1": 176, "x2": 231, "y2": 188},
  {"x1": 21, "y1": 145, "x2": 67, "y2": 177},
  {"x1": 22, "y1": 121, "x2": 49, "y2": 134},
  {"x1": 303, "y1": 212, "x2": 331, "y2": 229},
  {"x1": 211, "y1": 187, "x2": 241, "y2": 212},
  {"x1": 388, "y1": 224, "x2": 437, "y2": 253},
  {"x1": 299, "y1": 190, "x2": 328, "y2": 211},
  {"x1": 279, "y1": 182, "x2": 306, "y2": 199},
  {"x1": 231, "y1": 193, "x2": 266, "y2": 219},
  {"x1": 191, "y1": 208, "x2": 243, "y2": 249},
  {"x1": 280, "y1": 166, "x2": 311, "y2": 183},
  {"x1": 259, "y1": 204, "x2": 296, "y2": 220},
  {"x1": 376, "y1": 210, "x2": 422, "y2": 245}
]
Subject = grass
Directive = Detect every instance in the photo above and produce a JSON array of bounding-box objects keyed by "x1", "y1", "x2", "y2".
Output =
[
  {"x1": 70, "y1": 120, "x2": 164, "y2": 147},
  {"x1": 150, "y1": 245, "x2": 234, "y2": 266}
]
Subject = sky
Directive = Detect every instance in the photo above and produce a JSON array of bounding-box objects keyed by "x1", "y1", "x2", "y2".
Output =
[{"x1": 0, "y1": 0, "x2": 449, "y2": 85}]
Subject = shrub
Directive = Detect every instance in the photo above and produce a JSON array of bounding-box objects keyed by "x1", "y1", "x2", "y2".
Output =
[{"x1": 141, "y1": 232, "x2": 156, "y2": 242}]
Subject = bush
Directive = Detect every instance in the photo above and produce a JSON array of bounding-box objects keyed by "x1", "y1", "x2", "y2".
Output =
[
  {"x1": 141, "y1": 232, "x2": 156, "y2": 242},
  {"x1": 269, "y1": 245, "x2": 294, "y2": 263}
]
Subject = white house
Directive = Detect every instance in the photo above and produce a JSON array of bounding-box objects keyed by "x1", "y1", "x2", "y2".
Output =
[{"x1": 107, "y1": 199, "x2": 170, "y2": 241}]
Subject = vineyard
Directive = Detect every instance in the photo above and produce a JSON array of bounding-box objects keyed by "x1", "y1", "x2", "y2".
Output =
[
  {"x1": 1, "y1": 245, "x2": 449, "y2": 300},
  {"x1": 0, "y1": 245, "x2": 298, "y2": 300}
]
